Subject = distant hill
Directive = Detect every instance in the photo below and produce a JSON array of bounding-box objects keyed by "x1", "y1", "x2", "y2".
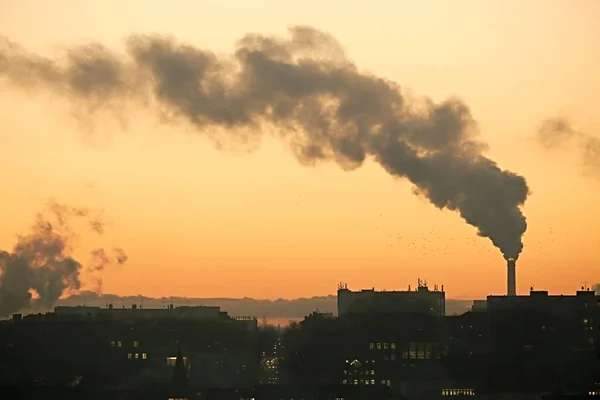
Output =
[{"x1": 53, "y1": 291, "x2": 476, "y2": 318}]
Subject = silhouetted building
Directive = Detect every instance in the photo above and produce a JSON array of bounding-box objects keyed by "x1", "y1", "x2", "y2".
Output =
[
  {"x1": 484, "y1": 288, "x2": 600, "y2": 393},
  {"x1": 337, "y1": 279, "x2": 445, "y2": 317}
]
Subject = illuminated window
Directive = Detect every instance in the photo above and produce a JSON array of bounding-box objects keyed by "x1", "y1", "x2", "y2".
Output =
[
  {"x1": 391, "y1": 342, "x2": 396, "y2": 349},
  {"x1": 370, "y1": 379, "x2": 375, "y2": 384},
  {"x1": 376, "y1": 343, "x2": 381, "y2": 350},
  {"x1": 117, "y1": 341, "x2": 122, "y2": 347},
  {"x1": 342, "y1": 379, "x2": 347, "y2": 384},
  {"x1": 386, "y1": 380, "x2": 391, "y2": 386},
  {"x1": 442, "y1": 388, "x2": 475, "y2": 396},
  {"x1": 110, "y1": 341, "x2": 115, "y2": 347},
  {"x1": 370, "y1": 370, "x2": 375, "y2": 375},
  {"x1": 135, "y1": 353, "x2": 139, "y2": 359},
  {"x1": 384, "y1": 343, "x2": 389, "y2": 349},
  {"x1": 353, "y1": 379, "x2": 358, "y2": 385},
  {"x1": 127, "y1": 353, "x2": 132, "y2": 359},
  {"x1": 369, "y1": 343, "x2": 374, "y2": 349},
  {"x1": 133, "y1": 341, "x2": 139, "y2": 348},
  {"x1": 142, "y1": 353, "x2": 147, "y2": 360}
]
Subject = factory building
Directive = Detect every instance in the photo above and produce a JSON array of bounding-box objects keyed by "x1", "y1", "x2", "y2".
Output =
[
  {"x1": 483, "y1": 287, "x2": 600, "y2": 392},
  {"x1": 337, "y1": 279, "x2": 446, "y2": 317}
]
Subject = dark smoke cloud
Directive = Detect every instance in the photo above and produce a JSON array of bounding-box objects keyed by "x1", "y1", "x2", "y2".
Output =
[
  {"x1": 537, "y1": 117, "x2": 600, "y2": 177},
  {"x1": 0, "y1": 27, "x2": 529, "y2": 260},
  {"x1": 0, "y1": 199, "x2": 125, "y2": 317}
]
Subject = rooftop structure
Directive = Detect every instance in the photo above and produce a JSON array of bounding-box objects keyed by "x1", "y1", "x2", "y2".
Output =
[{"x1": 337, "y1": 279, "x2": 446, "y2": 317}]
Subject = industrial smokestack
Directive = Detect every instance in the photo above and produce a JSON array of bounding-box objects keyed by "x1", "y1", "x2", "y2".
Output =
[{"x1": 506, "y1": 258, "x2": 516, "y2": 296}]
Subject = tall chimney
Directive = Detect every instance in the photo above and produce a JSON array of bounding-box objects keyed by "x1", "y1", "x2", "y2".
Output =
[{"x1": 507, "y1": 258, "x2": 516, "y2": 296}]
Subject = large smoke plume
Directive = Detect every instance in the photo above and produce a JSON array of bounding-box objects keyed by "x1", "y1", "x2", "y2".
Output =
[
  {"x1": 537, "y1": 117, "x2": 600, "y2": 177},
  {"x1": 0, "y1": 27, "x2": 529, "y2": 260},
  {"x1": 0, "y1": 199, "x2": 127, "y2": 317}
]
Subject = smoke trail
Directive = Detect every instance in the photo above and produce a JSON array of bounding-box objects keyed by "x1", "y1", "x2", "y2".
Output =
[
  {"x1": 538, "y1": 117, "x2": 600, "y2": 177},
  {"x1": 113, "y1": 247, "x2": 128, "y2": 265},
  {"x1": 0, "y1": 199, "x2": 125, "y2": 317},
  {"x1": 89, "y1": 248, "x2": 110, "y2": 272},
  {"x1": 0, "y1": 27, "x2": 529, "y2": 260},
  {"x1": 87, "y1": 247, "x2": 128, "y2": 293}
]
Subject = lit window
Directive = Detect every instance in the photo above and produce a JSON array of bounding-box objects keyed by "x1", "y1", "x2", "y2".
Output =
[
  {"x1": 142, "y1": 353, "x2": 147, "y2": 360},
  {"x1": 127, "y1": 353, "x2": 132, "y2": 359},
  {"x1": 369, "y1": 343, "x2": 374, "y2": 349},
  {"x1": 110, "y1": 341, "x2": 115, "y2": 347},
  {"x1": 376, "y1": 343, "x2": 381, "y2": 350},
  {"x1": 386, "y1": 380, "x2": 391, "y2": 386},
  {"x1": 370, "y1": 379, "x2": 375, "y2": 384},
  {"x1": 342, "y1": 379, "x2": 347, "y2": 384},
  {"x1": 117, "y1": 341, "x2": 122, "y2": 347},
  {"x1": 135, "y1": 353, "x2": 139, "y2": 359},
  {"x1": 133, "y1": 341, "x2": 139, "y2": 348},
  {"x1": 370, "y1": 370, "x2": 375, "y2": 375},
  {"x1": 384, "y1": 343, "x2": 389, "y2": 349},
  {"x1": 391, "y1": 342, "x2": 396, "y2": 349}
]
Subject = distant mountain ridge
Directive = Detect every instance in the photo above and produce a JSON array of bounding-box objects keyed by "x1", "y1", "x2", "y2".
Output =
[{"x1": 54, "y1": 291, "x2": 476, "y2": 318}]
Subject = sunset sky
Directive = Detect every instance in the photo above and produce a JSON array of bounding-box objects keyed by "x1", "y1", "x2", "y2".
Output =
[{"x1": 1, "y1": 0, "x2": 599, "y2": 300}]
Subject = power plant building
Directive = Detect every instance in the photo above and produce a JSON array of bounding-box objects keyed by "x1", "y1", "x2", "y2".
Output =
[{"x1": 337, "y1": 279, "x2": 446, "y2": 317}]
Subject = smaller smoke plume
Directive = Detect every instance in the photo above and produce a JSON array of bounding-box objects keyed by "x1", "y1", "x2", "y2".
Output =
[
  {"x1": 113, "y1": 247, "x2": 128, "y2": 265},
  {"x1": 538, "y1": 118, "x2": 600, "y2": 177},
  {"x1": 87, "y1": 247, "x2": 128, "y2": 293},
  {"x1": 0, "y1": 199, "x2": 125, "y2": 317},
  {"x1": 88, "y1": 248, "x2": 110, "y2": 272}
]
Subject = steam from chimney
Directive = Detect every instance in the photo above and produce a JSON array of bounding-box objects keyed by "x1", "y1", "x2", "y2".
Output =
[
  {"x1": 0, "y1": 199, "x2": 126, "y2": 317},
  {"x1": 537, "y1": 117, "x2": 600, "y2": 178},
  {"x1": 0, "y1": 27, "x2": 530, "y2": 260}
]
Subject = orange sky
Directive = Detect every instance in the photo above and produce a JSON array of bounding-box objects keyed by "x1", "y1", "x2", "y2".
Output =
[{"x1": 0, "y1": 0, "x2": 599, "y2": 300}]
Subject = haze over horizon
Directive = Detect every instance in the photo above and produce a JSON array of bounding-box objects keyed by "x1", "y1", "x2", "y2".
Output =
[{"x1": 1, "y1": 0, "x2": 599, "y2": 307}]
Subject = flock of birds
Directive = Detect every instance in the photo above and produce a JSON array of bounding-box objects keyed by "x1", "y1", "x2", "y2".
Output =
[{"x1": 290, "y1": 192, "x2": 596, "y2": 258}]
